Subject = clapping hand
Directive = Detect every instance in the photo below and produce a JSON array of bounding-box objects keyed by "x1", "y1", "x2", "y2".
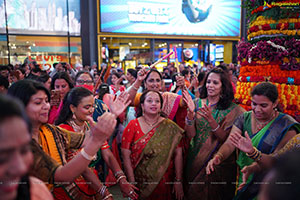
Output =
[
  {"x1": 176, "y1": 75, "x2": 185, "y2": 89},
  {"x1": 87, "y1": 113, "x2": 117, "y2": 144},
  {"x1": 197, "y1": 104, "x2": 214, "y2": 123},
  {"x1": 229, "y1": 131, "x2": 254, "y2": 154},
  {"x1": 109, "y1": 91, "x2": 131, "y2": 117},
  {"x1": 182, "y1": 89, "x2": 195, "y2": 114}
]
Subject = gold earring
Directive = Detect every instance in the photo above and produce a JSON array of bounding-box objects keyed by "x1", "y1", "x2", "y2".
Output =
[{"x1": 72, "y1": 112, "x2": 76, "y2": 120}]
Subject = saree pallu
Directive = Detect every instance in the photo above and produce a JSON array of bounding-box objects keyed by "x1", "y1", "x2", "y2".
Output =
[
  {"x1": 132, "y1": 119, "x2": 184, "y2": 199},
  {"x1": 185, "y1": 100, "x2": 245, "y2": 200},
  {"x1": 234, "y1": 112, "x2": 300, "y2": 200},
  {"x1": 161, "y1": 92, "x2": 181, "y2": 120},
  {"x1": 39, "y1": 124, "x2": 101, "y2": 200}
]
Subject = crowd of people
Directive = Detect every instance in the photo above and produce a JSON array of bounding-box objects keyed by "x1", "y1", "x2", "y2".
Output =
[{"x1": 0, "y1": 60, "x2": 299, "y2": 200}]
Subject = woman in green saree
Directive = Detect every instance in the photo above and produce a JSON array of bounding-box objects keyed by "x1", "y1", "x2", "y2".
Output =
[
  {"x1": 183, "y1": 68, "x2": 245, "y2": 200},
  {"x1": 206, "y1": 82, "x2": 298, "y2": 200},
  {"x1": 121, "y1": 90, "x2": 184, "y2": 200}
]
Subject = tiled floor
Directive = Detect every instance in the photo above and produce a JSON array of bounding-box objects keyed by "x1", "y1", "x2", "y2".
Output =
[{"x1": 109, "y1": 184, "x2": 128, "y2": 200}]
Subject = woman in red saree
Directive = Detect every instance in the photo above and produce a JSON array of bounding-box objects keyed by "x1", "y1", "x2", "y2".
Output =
[
  {"x1": 55, "y1": 87, "x2": 137, "y2": 199},
  {"x1": 121, "y1": 90, "x2": 185, "y2": 200},
  {"x1": 128, "y1": 68, "x2": 185, "y2": 122}
]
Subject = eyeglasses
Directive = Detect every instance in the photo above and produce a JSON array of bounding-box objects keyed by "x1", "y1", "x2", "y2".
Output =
[{"x1": 76, "y1": 80, "x2": 94, "y2": 85}]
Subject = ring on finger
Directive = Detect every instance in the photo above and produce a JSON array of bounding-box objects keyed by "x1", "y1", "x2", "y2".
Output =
[{"x1": 129, "y1": 191, "x2": 134, "y2": 195}]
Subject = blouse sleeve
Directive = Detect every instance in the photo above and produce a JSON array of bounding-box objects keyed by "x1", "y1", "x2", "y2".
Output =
[
  {"x1": 121, "y1": 120, "x2": 136, "y2": 149},
  {"x1": 29, "y1": 140, "x2": 60, "y2": 184},
  {"x1": 233, "y1": 113, "x2": 244, "y2": 131}
]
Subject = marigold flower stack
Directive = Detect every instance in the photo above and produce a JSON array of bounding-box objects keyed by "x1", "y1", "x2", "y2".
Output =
[{"x1": 236, "y1": 0, "x2": 300, "y2": 121}]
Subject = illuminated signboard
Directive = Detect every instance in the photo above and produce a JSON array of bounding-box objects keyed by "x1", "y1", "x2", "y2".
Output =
[
  {"x1": 100, "y1": 0, "x2": 241, "y2": 37},
  {"x1": 2, "y1": 0, "x2": 80, "y2": 35},
  {"x1": 0, "y1": 0, "x2": 6, "y2": 33}
]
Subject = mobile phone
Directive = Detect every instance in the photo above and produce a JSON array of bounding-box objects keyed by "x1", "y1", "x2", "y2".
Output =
[{"x1": 51, "y1": 90, "x2": 61, "y2": 101}]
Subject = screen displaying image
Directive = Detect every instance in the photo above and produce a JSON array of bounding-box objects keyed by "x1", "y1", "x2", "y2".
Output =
[
  {"x1": 2, "y1": 0, "x2": 80, "y2": 35},
  {"x1": 0, "y1": 0, "x2": 6, "y2": 33},
  {"x1": 100, "y1": 0, "x2": 241, "y2": 37}
]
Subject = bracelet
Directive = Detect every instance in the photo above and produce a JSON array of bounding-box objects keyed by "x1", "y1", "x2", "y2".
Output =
[
  {"x1": 132, "y1": 85, "x2": 138, "y2": 91},
  {"x1": 246, "y1": 147, "x2": 257, "y2": 157},
  {"x1": 185, "y1": 116, "x2": 195, "y2": 126},
  {"x1": 114, "y1": 171, "x2": 125, "y2": 178},
  {"x1": 255, "y1": 151, "x2": 262, "y2": 162},
  {"x1": 246, "y1": 147, "x2": 262, "y2": 162},
  {"x1": 116, "y1": 175, "x2": 126, "y2": 183},
  {"x1": 102, "y1": 194, "x2": 113, "y2": 200},
  {"x1": 211, "y1": 124, "x2": 220, "y2": 132},
  {"x1": 98, "y1": 185, "x2": 107, "y2": 197},
  {"x1": 174, "y1": 177, "x2": 182, "y2": 182},
  {"x1": 80, "y1": 148, "x2": 96, "y2": 161},
  {"x1": 246, "y1": 147, "x2": 258, "y2": 158},
  {"x1": 215, "y1": 152, "x2": 224, "y2": 161}
]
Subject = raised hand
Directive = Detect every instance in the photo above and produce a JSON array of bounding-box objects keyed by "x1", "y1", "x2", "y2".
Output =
[
  {"x1": 198, "y1": 103, "x2": 214, "y2": 123},
  {"x1": 182, "y1": 89, "x2": 195, "y2": 113},
  {"x1": 229, "y1": 131, "x2": 254, "y2": 154},
  {"x1": 191, "y1": 76, "x2": 199, "y2": 88},
  {"x1": 88, "y1": 112, "x2": 117, "y2": 144},
  {"x1": 109, "y1": 92, "x2": 131, "y2": 117},
  {"x1": 175, "y1": 75, "x2": 185, "y2": 89},
  {"x1": 206, "y1": 154, "x2": 221, "y2": 175},
  {"x1": 137, "y1": 67, "x2": 150, "y2": 82}
]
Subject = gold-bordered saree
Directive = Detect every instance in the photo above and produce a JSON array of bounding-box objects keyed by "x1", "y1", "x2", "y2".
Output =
[
  {"x1": 185, "y1": 100, "x2": 245, "y2": 200},
  {"x1": 133, "y1": 118, "x2": 184, "y2": 199},
  {"x1": 39, "y1": 124, "x2": 102, "y2": 200}
]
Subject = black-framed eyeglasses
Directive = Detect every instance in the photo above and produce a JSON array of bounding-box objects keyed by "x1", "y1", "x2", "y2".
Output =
[{"x1": 76, "y1": 80, "x2": 94, "y2": 85}]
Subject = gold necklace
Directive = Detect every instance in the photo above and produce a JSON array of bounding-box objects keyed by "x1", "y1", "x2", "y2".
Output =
[
  {"x1": 254, "y1": 111, "x2": 276, "y2": 131},
  {"x1": 69, "y1": 120, "x2": 88, "y2": 134},
  {"x1": 143, "y1": 116, "x2": 159, "y2": 127}
]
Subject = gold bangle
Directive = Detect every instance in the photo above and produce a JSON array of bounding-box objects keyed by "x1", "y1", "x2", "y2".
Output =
[
  {"x1": 215, "y1": 152, "x2": 224, "y2": 161},
  {"x1": 254, "y1": 151, "x2": 262, "y2": 162},
  {"x1": 246, "y1": 147, "x2": 258, "y2": 157}
]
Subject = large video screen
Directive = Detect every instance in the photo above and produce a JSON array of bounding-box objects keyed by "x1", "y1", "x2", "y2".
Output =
[
  {"x1": 3, "y1": 0, "x2": 80, "y2": 35},
  {"x1": 0, "y1": 0, "x2": 6, "y2": 33},
  {"x1": 100, "y1": 0, "x2": 241, "y2": 37}
]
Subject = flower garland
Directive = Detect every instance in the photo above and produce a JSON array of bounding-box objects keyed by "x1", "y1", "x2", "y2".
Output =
[
  {"x1": 239, "y1": 76, "x2": 300, "y2": 85},
  {"x1": 248, "y1": 21, "x2": 300, "y2": 35},
  {"x1": 235, "y1": 81, "x2": 300, "y2": 119},
  {"x1": 250, "y1": 16, "x2": 300, "y2": 27},
  {"x1": 239, "y1": 64, "x2": 299, "y2": 78},
  {"x1": 237, "y1": 38, "x2": 300, "y2": 70}
]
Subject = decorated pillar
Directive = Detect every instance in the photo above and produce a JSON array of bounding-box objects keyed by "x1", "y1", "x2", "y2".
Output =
[{"x1": 235, "y1": 0, "x2": 300, "y2": 121}]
